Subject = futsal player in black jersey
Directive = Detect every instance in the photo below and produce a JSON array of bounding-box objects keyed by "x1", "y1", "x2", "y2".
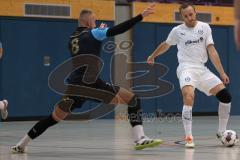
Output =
[{"x1": 11, "y1": 4, "x2": 162, "y2": 153}]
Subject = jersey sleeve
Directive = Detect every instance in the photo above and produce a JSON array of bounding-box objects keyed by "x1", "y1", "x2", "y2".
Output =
[
  {"x1": 205, "y1": 24, "x2": 214, "y2": 47},
  {"x1": 0, "y1": 42, "x2": 2, "y2": 48},
  {"x1": 166, "y1": 27, "x2": 178, "y2": 46},
  {"x1": 91, "y1": 27, "x2": 109, "y2": 41}
]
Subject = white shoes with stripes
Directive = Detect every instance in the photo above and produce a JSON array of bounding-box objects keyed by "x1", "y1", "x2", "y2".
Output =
[{"x1": 134, "y1": 136, "x2": 163, "y2": 150}]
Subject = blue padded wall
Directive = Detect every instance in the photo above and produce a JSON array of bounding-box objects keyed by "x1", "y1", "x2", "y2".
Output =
[{"x1": 0, "y1": 17, "x2": 114, "y2": 118}]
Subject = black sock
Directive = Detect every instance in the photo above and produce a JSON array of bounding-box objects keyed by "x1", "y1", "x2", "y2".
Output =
[
  {"x1": 27, "y1": 115, "x2": 58, "y2": 139},
  {"x1": 128, "y1": 97, "x2": 143, "y2": 127}
]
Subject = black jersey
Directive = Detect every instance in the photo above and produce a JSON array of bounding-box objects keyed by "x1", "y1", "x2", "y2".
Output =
[
  {"x1": 68, "y1": 27, "x2": 102, "y2": 57},
  {"x1": 67, "y1": 27, "x2": 103, "y2": 83}
]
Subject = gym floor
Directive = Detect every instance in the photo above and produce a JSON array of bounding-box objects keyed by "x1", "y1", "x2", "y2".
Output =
[{"x1": 0, "y1": 116, "x2": 239, "y2": 160}]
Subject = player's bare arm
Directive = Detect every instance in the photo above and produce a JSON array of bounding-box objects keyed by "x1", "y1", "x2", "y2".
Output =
[
  {"x1": 207, "y1": 44, "x2": 229, "y2": 84},
  {"x1": 147, "y1": 41, "x2": 171, "y2": 65},
  {"x1": 141, "y1": 3, "x2": 155, "y2": 17}
]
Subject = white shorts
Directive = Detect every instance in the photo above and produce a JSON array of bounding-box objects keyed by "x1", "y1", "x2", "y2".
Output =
[{"x1": 177, "y1": 64, "x2": 222, "y2": 96}]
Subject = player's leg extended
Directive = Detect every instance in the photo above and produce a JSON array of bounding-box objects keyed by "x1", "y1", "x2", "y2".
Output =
[
  {"x1": 209, "y1": 84, "x2": 232, "y2": 137},
  {"x1": 181, "y1": 85, "x2": 195, "y2": 148},
  {"x1": 11, "y1": 97, "x2": 75, "y2": 153},
  {"x1": 110, "y1": 87, "x2": 162, "y2": 150},
  {"x1": 0, "y1": 100, "x2": 8, "y2": 119}
]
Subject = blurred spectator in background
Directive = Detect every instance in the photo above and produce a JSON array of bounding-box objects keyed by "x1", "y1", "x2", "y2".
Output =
[{"x1": 234, "y1": 0, "x2": 240, "y2": 49}]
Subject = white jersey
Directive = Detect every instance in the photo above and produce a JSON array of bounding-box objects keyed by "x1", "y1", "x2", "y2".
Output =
[{"x1": 166, "y1": 21, "x2": 214, "y2": 65}]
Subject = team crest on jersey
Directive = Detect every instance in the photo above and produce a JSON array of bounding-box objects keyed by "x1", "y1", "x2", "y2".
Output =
[
  {"x1": 198, "y1": 30, "x2": 203, "y2": 35},
  {"x1": 185, "y1": 77, "x2": 191, "y2": 82}
]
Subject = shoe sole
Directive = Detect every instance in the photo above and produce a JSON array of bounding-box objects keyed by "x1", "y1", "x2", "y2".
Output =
[
  {"x1": 134, "y1": 139, "x2": 163, "y2": 150},
  {"x1": 185, "y1": 144, "x2": 195, "y2": 148},
  {"x1": 11, "y1": 146, "x2": 25, "y2": 154},
  {"x1": 11, "y1": 150, "x2": 25, "y2": 154}
]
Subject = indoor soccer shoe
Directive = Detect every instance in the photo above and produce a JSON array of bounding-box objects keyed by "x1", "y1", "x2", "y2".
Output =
[
  {"x1": 185, "y1": 136, "x2": 195, "y2": 148},
  {"x1": 134, "y1": 136, "x2": 163, "y2": 150},
  {"x1": 1, "y1": 100, "x2": 8, "y2": 120},
  {"x1": 216, "y1": 132, "x2": 223, "y2": 139},
  {"x1": 11, "y1": 145, "x2": 25, "y2": 154}
]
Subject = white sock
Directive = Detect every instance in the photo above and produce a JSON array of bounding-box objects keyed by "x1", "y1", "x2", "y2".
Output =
[
  {"x1": 17, "y1": 135, "x2": 32, "y2": 148},
  {"x1": 218, "y1": 102, "x2": 231, "y2": 133},
  {"x1": 132, "y1": 125, "x2": 145, "y2": 142},
  {"x1": 182, "y1": 105, "x2": 193, "y2": 137},
  {"x1": 0, "y1": 101, "x2": 4, "y2": 110}
]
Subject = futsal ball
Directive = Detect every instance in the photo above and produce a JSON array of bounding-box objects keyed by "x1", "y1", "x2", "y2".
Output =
[{"x1": 221, "y1": 130, "x2": 238, "y2": 147}]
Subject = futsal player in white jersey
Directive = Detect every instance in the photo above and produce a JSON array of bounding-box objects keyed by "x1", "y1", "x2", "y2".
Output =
[
  {"x1": 0, "y1": 41, "x2": 8, "y2": 120},
  {"x1": 147, "y1": 3, "x2": 232, "y2": 148}
]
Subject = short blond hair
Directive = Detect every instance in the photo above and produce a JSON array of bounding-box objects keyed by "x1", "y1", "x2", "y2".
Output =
[{"x1": 79, "y1": 9, "x2": 93, "y2": 26}]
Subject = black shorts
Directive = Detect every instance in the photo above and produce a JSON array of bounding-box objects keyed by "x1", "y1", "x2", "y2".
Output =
[{"x1": 62, "y1": 78, "x2": 120, "y2": 111}]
